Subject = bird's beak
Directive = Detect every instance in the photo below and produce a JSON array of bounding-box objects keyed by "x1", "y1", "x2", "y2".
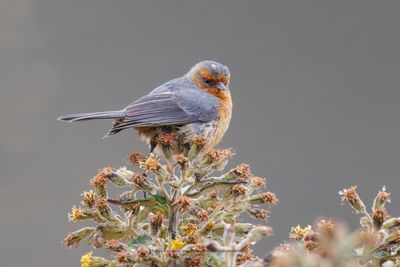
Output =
[{"x1": 216, "y1": 82, "x2": 228, "y2": 91}]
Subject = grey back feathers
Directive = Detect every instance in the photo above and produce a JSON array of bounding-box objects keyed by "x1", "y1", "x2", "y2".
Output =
[
  {"x1": 57, "y1": 110, "x2": 125, "y2": 122},
  {"x1": 109, "y1": 77, "x2": 219, "y2": 133},
  {"x1": 58, "y1": 77, "x2": 219, "y2": 137}
]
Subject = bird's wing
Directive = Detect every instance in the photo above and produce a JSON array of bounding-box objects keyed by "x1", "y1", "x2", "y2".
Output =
[{"x1": 109, "y1": 78, "x2": 219, "y2": 133}]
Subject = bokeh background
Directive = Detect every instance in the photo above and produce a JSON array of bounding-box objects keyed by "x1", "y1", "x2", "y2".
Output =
[{"x1": 1, "y1": 1, "x2": 400, "y2": 266}]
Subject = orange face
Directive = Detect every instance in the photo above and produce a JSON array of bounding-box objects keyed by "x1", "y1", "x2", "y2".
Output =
[{"x1": 187, "y1": 61, "x2": 231, "y2": 100}]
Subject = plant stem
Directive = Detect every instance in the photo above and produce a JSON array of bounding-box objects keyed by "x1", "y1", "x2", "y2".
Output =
[{"x1": 168, "y1": 206, "x2": 178, "y2": 240}]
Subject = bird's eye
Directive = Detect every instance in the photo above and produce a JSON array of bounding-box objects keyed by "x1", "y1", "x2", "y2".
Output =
[{"x1": 204, "y1": 79, "x2": 212, "y2": 85}]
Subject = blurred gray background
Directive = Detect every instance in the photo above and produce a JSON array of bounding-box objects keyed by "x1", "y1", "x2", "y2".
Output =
[{"x1": 1, "y1": 0, "x2": 400, "y2": 266}]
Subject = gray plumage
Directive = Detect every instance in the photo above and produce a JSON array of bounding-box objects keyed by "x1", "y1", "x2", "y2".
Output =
[
  {"x1": 58, "y1": 77, "x2": 219, "y2": 137},
  {"x1": 57, "y1": 110, "x2": 125, "y2": 122}
]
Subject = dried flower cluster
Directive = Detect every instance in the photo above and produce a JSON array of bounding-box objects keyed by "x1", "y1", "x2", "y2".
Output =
[
  {"x1": 264, "y1": 185, "x2": 399, "y2": 267},
  {"x1": 64, "y1": 140, "x2": 277, "y2": 267}
]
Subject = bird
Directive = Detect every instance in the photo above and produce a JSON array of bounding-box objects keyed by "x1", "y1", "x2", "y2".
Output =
[{"x1": 58, "y1": 60, "x2": 232, "y2": 158}]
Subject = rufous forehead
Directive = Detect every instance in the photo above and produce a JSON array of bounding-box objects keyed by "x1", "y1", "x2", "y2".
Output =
[{"x1": 199, "y1": 68, "x2": 230, "y2": 81}]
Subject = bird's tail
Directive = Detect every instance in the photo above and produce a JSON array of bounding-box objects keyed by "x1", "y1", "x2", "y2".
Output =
[{"x1": 57, "y1": 110, "x2": 125, "y2": 122}]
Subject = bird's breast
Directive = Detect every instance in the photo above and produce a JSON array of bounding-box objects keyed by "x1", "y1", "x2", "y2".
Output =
[
  {"x1": 185, "y1": 95, "x2": 233, "y2": 152},
  {"x1": 213, "y1": 96, "x2": 233, "y2": 147},
  {"x1": 135, "y1": 94, "x2": 232, "y2": 155}
]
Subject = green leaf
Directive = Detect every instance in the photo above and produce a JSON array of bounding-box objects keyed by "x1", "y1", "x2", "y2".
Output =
[
  {"x1": 374, "y1": 250, "x2": 389, "y2": 259},
  {"x1": 127, "y1": 234, "x2": 151, "y2": 249},
  {"x1": 207, "y1": 252, "x2": 225, "y2": 267},
  {"x1": 225, "y1": 213, "x2": 235, "y2": 219},
  {"x1": 151, "y1": 193, "x2": 167, "y2": 205}
]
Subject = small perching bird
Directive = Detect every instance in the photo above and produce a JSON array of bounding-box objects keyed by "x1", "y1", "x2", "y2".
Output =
[{"x1": 58, "y1": 60, "x2": 232, "y2": 157}]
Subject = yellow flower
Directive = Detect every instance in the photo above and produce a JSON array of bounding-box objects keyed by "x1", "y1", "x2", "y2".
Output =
[
  {"x1": 289, "y1": 225, "x2": 312, "y2": 240},
  {"x1": 81, "y1": 251, "x2": 93, "y2": 267},
  {"x1": 171, "y1": 239, "x2": 186, "y2": 250},
  {"x1": 180, "y1": 223, "x2": 198, "y2": 236},
  {"x1": 206, "y1": 220, "x2": 215, "y2": 230},
  {"x1": 142, "y1": 155, "x2": 160, "y2": 171},
  {"x1": 69, "y1": 206, "x2": 86, "y2": 223}
]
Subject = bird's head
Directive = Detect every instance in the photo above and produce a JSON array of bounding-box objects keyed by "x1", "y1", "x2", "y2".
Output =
[{"x1": 186, "y1": 60, "x2": 231, "y2": 99}]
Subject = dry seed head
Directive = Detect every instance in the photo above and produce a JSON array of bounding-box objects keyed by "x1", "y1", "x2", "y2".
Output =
[
  {"x1": 150, "y1": 212, "x2": 164, "y2": 226},
  {"x1": 248, "y1": 207, "x2": 269, "y2": 219},
  {"x1": 81, "y1": 190, "x2": 96, "y2": 208},
  {"x1": 90, "y1": 174, "x2": 107, "y2": 187},
  {"x1": 186, "y1": 257, "x2": 202, "y2": 267},
  {"x1": 192, "y1": 243, "x2": 207, "y2": 252},
  {"x1": 166, "y1": 249, "x2": 180, "y2": 259},
  {"x1": 234, "y1": 163, "x2": 252, "y2": 180},
  {"x1": 128, "y1": 151, "x2": 145, "y2": 166},
  {"x1": 339, "y1": 185, "x2": 366, "y2": 213},
  {"x1": 150, "y1": 212, "x2": 164, "y2": 235},
  {"x1": 129, "y1": 173, "x2": 146, "y2": 185},
  {"x1": 372, "y1": 208, "x2": 388, "y2": 227},
  {"x1": 374, "y1": 185, "x2": 391, "y2": 211},
  {"x1": 262, "y1": 191, "x2": 278, "y2": 206},
  {"x1": 90, "y1": 167, "x2": 112, "y2": 187},
  {"x1": 187, "y1": 233, "x2": 200, "y2": 244},
  {"x1": 196, "y1": 209, "x2": 209, "y2": 221},
  {"x1": 237, "y1": 246, "x2": 255, "y2": 265},
  {"x1": 95, "y1": 197, "x2": 109, "y2": 212},
  {"x1": 250, "y1": 176, "x2": 266, "y2": 187},
  {"x1": 232, "y1": 184, "x2": 248, "y2": 196},
  {"x1": 339, "y1": 186, "x2": 358, "y2": 203},
  {"x1": 176, "y1": 154, "x2": 188, "y2": 165},
  {"x1": 177, "y1": 196, "x2": 191, "y2": 211},
  {"x1": 158, "y1": 132, "x2": 176, "y2": 146},
  {"x1": 304, "y1": 240, "x2": 318, "y2": 251},
  {"x1": 378, "y1": 185, "x2": 391, "y2": 202},
  {"x1": 209, "y1": 190, "x2": 218, "y2": 198},
  {"x1": 192, "y1": 136, "x2": 207, "y2": 146},
  {"x1": 116, "y1": 251, "x2": 129, "y2": 263},
  {"x1": 316, "y1": 219, "x2": 335, "y2": 237},
  {"x1": 136, "y1": 247, "x2": 150, "y2": 260},
  {"x1": 255, "y1": 209, "x2": 270, "y2": 219},
  {"x1": 64, "y1": 233, "x2": 80, "y2": 248},
  {"x1": 207, "y1": 148, "x2": 235, "y2": 162},
  {"x1": 104, "y1": 240, "x2": 121, "y2": 251}
]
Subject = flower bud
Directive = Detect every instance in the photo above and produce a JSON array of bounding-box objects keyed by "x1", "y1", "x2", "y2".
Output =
[
  {"x1": 128, "y1": 151, "x2": 145, "y2": 166},
  {"x1": 188, "y1": 136, "x2": 207, "y2": 160},
  {"x1": 373, "y1": 185, "x2": 391, "y2": 212},
  {"x1": 64, "y1": 227, "x2": 95, "y2": 248},
  {"x1": 81, "y1": 190, "x2": 96, "y2": 208},
  {"x1": 372, "y1": 208, "x2": 388, "y2": 229},
  {"x1": 81, "y1": 251, "x2": 111, "y2": 267},
  {"x1": 383, "y1": 217, "x2": 400, "y2": 229},
  {"x1": 339, "y1": 186, "x2": 366, "y2": 214},
  {"x1": 150, "y1": 212, "x2": 164, "y2": 236}
]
